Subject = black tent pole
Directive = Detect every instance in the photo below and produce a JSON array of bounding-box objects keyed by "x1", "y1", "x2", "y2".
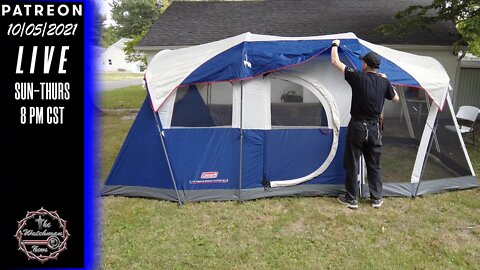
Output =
[
  {"x1": 158, "y1": 126, "x2": 183, "y2": 206},
  {"x1": 238, "y1": 81, "x2": 244, "y2": 203},
  {"x1": 149, "y1": 96, "x2": 183, "y2": 206}
]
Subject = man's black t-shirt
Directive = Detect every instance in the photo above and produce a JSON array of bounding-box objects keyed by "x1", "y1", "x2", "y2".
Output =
[{"x1": 344, "y1": 67, "x2": 396, "y2": 120}]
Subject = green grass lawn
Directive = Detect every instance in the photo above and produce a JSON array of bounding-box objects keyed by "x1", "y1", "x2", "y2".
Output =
[
  {"x1": 100, "y1": 72, "x2": 144, "y2": 82},
  {"x1": 99, "y1": 88, "x2": 480, "y2": 269},
  {"x1": 100, "y1": 85, "x2": 146, "y2": 109}
]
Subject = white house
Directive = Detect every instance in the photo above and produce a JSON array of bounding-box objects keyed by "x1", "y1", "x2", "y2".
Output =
[{"x1": 101, "y1": 38, "x2": 146, "y2": 72}]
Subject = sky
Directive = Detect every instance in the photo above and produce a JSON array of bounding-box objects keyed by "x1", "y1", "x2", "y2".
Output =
[{"x1": 96, "y1": 0, "x2": 114, "y2": 25}]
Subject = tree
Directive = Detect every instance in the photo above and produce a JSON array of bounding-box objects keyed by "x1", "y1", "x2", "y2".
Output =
[
  {"x1": 111, "y1": 0, "x2": 162, "y2": 38},
  {"x1": 110, "y1": 0, "x2": 171, "y2": 63},
  {"x1": 93, "y1": 2, "x2": 107, "y2": 46},
  {"x1": 101, "y1": 26, "x2": 120, "y2": 48},
  {"x1": 377, "y1": 0, "x2": 480, "y2": 57}
]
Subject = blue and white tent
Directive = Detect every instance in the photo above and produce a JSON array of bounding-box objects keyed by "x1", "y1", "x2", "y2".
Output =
[{"x1": 103, "y1": 32, "x2": 478, "y2": 203}]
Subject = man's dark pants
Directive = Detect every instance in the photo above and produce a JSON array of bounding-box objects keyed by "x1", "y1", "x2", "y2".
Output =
[{"x1": 344, "y1": 119, "x2": 383, "y2": 201}]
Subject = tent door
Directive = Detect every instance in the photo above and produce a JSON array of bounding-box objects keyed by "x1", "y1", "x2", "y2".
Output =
[{"x1": 262, "y1": 72, "x2": 342, "y2": 188}]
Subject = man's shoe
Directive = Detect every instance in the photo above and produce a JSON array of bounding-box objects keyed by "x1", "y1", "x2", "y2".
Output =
[
  {"x1": 337, "y1": 195, "x2": 358, "y2": 209},
  {"x1": 372, "y1": 199, "x2": 384, "y2": 208}
]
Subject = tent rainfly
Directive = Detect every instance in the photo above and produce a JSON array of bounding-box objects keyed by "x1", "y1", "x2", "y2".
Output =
[{"x1": 103, "y1": 32, "x2": 479, "y2": 203}]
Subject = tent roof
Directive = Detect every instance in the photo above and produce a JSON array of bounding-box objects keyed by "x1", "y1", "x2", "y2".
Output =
[
  {"x1": 138, "y1": 0, "x2": 459, "y2": 47},
  {"x1": 145, "y1": 32, "x2": 450, "y2": 112}
]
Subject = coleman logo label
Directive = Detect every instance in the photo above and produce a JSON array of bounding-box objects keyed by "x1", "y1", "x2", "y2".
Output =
[{"x1": 201, "y1": 171, "x2": 218, "y2": 179}]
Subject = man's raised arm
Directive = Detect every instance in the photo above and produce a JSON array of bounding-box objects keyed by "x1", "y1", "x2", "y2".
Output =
[
  {"x1": 331, "y1": 39, "x2": 346, "y2": 74},
  {"x1": 391, "y1": 87, "x2": 400, "y2": 103}
]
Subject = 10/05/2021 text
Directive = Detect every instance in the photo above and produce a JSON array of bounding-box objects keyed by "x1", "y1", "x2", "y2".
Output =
[{"x1": 7, "y1": 23, "x2": 78, "y2": 37}]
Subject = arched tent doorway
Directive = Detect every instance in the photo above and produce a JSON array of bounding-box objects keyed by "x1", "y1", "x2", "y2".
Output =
[{"x1": 262, "y1": 71, "x2": 341, "y2": 188}]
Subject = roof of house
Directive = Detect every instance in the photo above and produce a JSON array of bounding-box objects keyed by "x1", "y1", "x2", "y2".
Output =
[
  {"x1": 107, "y1": 38, "x2": 133, "y2": 51},
  {"x1": 93, "y1": 46, "x2": 106, "y2": 56},
  {"x1": 138, "y1": 0, "x2": 460, "y2": 48},
  {"x1": 461, "y1": 53, "x2": 480, "y2": 68}
]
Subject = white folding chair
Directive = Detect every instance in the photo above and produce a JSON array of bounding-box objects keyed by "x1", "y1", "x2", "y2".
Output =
[{"x1": 446, "y1": 106, "x2": 479, "y2": 146}]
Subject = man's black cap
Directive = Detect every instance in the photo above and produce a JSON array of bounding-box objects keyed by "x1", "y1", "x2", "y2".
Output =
[{"x1": 359, "y1": 52, "x2": 381, "y2": 69}]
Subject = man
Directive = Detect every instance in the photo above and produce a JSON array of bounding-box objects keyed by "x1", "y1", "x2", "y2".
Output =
[{"x1": 330, "y1": 39, "x2": 399, "y2": 209}]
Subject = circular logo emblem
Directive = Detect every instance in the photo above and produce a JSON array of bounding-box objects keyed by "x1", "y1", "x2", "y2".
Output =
[{"x1": 15, "y1": 208, "x2": 70, "y2": 263}]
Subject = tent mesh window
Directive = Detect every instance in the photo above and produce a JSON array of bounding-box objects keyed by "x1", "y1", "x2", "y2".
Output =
[
  {"x1": 270, "y1": 78, "x2": 327, "y2": 127},
  {"x1": 379, "y1": 86, "x2": 430, "y2": 183},
  {"x1": 171, "y1": 83, "x2": 233, "y2": 127},
  {"x1": 421, "y1": 100, "x2": 471, "y2": 180}
]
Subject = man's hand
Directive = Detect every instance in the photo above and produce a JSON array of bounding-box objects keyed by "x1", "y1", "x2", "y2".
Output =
[
  {"x1": 377, "y1": 72, "x2": 387, "y2": 78},
  {"x1": 332, "y1": 39, "x2": 340, "y2": 47},
  {"x1": 391, "y1": 85, "x2": 400, "y2": 103}
]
